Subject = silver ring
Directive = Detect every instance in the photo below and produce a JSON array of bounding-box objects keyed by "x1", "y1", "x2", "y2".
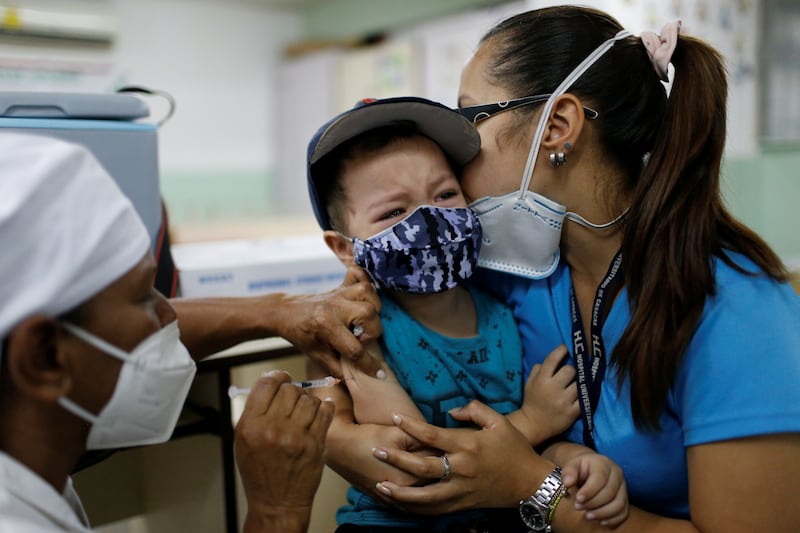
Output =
[{"x1": 440, "y1": 454, "x2": 451, "y2": 479}]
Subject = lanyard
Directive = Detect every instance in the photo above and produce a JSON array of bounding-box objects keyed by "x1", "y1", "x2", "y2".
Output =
[{"x1": 570, "y1": 251, "x2": 623, "y2": 449}]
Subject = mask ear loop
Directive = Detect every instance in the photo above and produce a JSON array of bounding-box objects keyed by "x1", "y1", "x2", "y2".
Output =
[
  {"x1": 516, "y1": 30, "x2": 632, "y2": 199},
  {"x1": 565, "y1": 207, "x2": 629, "y2": 229},
  {"x1": 61, "y1": 322, "x2": 132, "y2": 363}
]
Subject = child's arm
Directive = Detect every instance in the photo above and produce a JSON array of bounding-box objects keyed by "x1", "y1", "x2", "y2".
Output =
[
  {"x1": 307, "y1": 341, "x2": 424, "y2": 425},
  {"x1": 542, "y1": 441, "x2": 629, "y2": 527},
  {"x1": 506, "y1": 345, "x2": 581, "y2": 445}
]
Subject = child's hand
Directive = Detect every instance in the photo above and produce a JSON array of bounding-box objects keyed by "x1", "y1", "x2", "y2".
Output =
[
  {"x1": 520, "y1": 345, "x2": 580, "y2": 440},
  {"x1": 562, "y1": 452, "x2": 628, "y2": 527}
]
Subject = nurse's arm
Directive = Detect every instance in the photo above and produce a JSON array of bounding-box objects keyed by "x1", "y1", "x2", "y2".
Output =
[{"x1": 170, "y1": 266, "x2": 383, "y2": 377}]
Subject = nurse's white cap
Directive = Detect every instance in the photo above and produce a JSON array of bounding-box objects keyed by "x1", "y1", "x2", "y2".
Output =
[{"x1": 0, "y1": 133, "x2": 150, "y2": 339}]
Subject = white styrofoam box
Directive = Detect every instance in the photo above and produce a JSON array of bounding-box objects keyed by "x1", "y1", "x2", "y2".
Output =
[{"x1": 172, "y1": 235, "x2": 346, "y2": 298}]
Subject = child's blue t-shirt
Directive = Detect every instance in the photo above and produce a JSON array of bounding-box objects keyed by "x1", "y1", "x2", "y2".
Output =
[
  {"x1": 479, "y1": 253, "x2": 800, "y2": 518},
  {"x1": 336, "y1": 286, "x2": 524, "y2": 529}
]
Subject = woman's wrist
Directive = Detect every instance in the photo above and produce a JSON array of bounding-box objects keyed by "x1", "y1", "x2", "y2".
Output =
[{"x1": 513, "y1": 448, "x2": 560, "y2": 505}]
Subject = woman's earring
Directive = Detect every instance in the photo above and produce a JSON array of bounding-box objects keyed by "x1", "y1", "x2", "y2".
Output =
[
  {"x1": 550, "y1": 151, "x2": 567, "y2": 167},
  {"x1": 549, "y1": 142, "x2": 571, "y2": 167}
]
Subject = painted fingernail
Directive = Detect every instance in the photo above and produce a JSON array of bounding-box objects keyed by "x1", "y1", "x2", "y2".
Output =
[
  {"x1": 574, "y1": 503, "x2": 584, "y2": 510},
  {"x1": 392, "y1": 414, "x2": 402, "y2": 425},
  {"x1": 376, "y1": 482, "x2": 391, "y2": 495},
  {"x1": 600, "y1": 520, "x2": 608, "y2": 526},
  {"x1": 586, "y1": 512, "x2": 595, "y2": 520},
  {"x1": 376, "y1": 369, "x2": 387, "y2": 380},
  {"x1": 352, "y1": 324, "x2": 364, "y2": 337},
  {"x1": 372, "y1": 448, "x2": 388, "y2": 460}
]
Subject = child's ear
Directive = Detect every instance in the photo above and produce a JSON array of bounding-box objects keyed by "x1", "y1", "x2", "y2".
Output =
[
  {"x1": 323, "y1": 230, "x2": 356, "y2": 266},
  {"x1": 5, "y1": 315, "x2": 72, "y2": 403}
]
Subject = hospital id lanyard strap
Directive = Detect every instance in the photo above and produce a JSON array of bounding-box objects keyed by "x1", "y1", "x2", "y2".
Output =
[{"x1": 570, "y1": 251, "x2": 624, "y2": 450}]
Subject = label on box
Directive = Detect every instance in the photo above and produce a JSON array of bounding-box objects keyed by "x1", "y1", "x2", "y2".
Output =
[{"x1": 172, "y1": 235, "x2": 346, "y2": 298}]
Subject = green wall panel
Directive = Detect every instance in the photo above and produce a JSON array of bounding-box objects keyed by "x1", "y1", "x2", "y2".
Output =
[
  {"x1": 303, "y1": 0, "x2": 513, "y2": 40},
  {"x1": 724, "y1": 147, "x2": 800, "y2": 261}
]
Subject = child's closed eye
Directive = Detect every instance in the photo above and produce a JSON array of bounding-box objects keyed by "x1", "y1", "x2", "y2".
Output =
[
  {"x1": 437, "y1": 190, "x2": 463, "y2": 202},
  {"x1": 379, "y1": 207, "x2": 406, "y2": 221}
]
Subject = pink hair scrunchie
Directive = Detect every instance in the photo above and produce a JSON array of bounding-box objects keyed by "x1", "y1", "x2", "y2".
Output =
[{"x1": 640, "y1": 20, "x2": 682, "y2": 81}]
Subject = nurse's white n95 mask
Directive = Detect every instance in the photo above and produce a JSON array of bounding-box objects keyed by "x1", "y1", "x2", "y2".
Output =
[{"x1": 58, "y1": 321, "x2": 197, "y2": 450}]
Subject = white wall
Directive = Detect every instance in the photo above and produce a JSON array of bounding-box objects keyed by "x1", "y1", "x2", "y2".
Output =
[
  {"x1": 111, "y1": 0, "x2": 301, "y2": 173},
  {"x1": 1, "y1": 0, "x2": 302, "y2": 171},
  {"x1": 1, "y1": 0, "x2": 303, "y2": 227}
]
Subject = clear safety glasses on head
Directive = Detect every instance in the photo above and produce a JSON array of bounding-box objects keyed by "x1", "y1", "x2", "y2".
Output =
[
  {"x1": 352, "y1": 205, "x2": 481, "y2": 294},
  {"x1": 58, "y1": 321, "x2": 196, "y2": 450},
  {"x1": 469, "y1": 30, "x2": 632, "y2": 279}
]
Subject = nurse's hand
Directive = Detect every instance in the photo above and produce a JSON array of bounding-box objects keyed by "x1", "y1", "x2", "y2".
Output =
[
  {"x1": 279, "y1": 265, "x2": 383, "y2": 378},
  {"x1": 370, "y1": 401, "x2": 554, "y2": 515},
  {"x1": 234, "y1": 371, "x2": 334, "y2": 533}
]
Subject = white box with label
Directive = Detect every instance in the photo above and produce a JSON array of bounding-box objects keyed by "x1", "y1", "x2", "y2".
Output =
[{"x1": 172, "y1": 235, "x2": 346, "y2": 298}]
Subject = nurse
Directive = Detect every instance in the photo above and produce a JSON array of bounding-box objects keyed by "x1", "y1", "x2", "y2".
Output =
[{"x1": 0, "y1": 133, "x2": 333, "y2": 532}]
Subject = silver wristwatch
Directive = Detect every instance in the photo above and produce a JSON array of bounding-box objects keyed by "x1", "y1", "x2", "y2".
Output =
[{"x1": 519, "y1": 466, "x2": 565, "y2": 532}]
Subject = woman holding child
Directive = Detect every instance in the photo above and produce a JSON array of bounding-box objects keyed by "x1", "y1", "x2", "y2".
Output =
[{"x1": 313, "y1": 5, "x2": 800, "y2": 533}]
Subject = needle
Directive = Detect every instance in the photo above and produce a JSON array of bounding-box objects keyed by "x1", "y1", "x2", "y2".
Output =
[{"x1": 227, "y1": 376, "x2": 341, "y2": 399}]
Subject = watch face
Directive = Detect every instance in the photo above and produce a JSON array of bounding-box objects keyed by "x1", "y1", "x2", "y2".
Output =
[{"x1": 520, "y1": 500, "x2": 547, "y2": 530}]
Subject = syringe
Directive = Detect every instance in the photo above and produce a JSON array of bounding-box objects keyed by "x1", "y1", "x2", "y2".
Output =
[{"x1": 227, "y1": 376, "x2": 341, "y2": 399}]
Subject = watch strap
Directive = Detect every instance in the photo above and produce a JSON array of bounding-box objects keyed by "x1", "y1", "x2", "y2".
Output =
[
  {"x1": 548, "y1": 484, "x2": 567, "y2": 524},
  {"x1": 520, "y1": 465, "x2": 566, "y2": 531}
]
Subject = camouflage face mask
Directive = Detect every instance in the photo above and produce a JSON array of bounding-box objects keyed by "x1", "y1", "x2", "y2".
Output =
[{"x1": 352, "y1": 205, "x2": 482, "y2": 293}]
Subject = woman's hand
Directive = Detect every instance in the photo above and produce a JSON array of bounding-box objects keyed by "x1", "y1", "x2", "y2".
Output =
[
  {"x1": 234, "y1": 371, "x2": 334, "y2": 533},
  {"x1": 326, "y1": 416, "x2": 434, "y2": 505},
  {"x1": 370, "y1": 401, "x2": 554, "y2": 515}
]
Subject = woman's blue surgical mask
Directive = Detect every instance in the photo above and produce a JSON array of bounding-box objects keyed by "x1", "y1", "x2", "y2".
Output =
[{"x1": 352, "y1": 205, "x2": 481, "y2": 293}]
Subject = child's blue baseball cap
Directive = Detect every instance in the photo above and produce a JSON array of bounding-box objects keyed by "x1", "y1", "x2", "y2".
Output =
[{"x1": 307, "y1": 96, "x2": 481, "y2": 230}]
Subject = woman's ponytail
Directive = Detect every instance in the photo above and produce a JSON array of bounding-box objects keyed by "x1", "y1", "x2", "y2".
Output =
[{"x1": 616, "y1": 36, "x2": 788, "y2": 428}]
